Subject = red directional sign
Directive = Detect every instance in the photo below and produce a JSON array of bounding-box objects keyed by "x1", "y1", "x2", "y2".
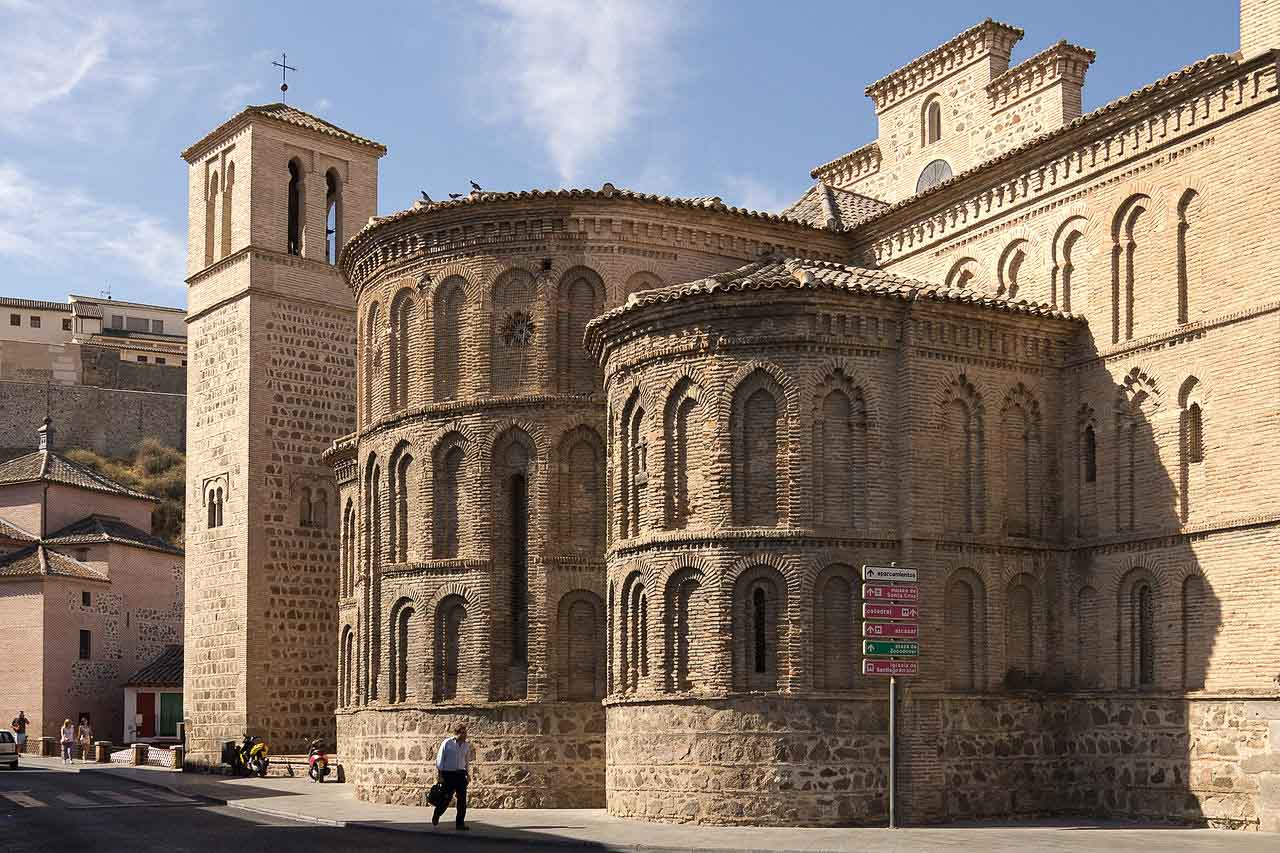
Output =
[
  {"x1": 863, "y1": 621, "x2": 919, "y2": 639},
  {"x1": 862, "y1": 603, "x2": 919, "y2": 620},
  {"x1": 863, "y1": 659, "x2": 919, "y2": 676},
  {"x1": 862, "y1": 583, "x2": 919, "y2": 602}
]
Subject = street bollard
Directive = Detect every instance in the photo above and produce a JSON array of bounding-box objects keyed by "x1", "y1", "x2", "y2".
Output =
[
  {"x1": 131, "y1": 743, "x2": 147, "y2": 766},
  {"x1": 94, "y1": 741, "x2": 111, "y2": 763}
]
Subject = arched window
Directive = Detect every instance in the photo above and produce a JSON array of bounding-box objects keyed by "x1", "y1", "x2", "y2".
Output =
[
  {"x1": 1181, "y1": 575, "x2": 1209, "y2": 690},
  {"x1": 389, "y1": 599, "x2": 416, "y2": 703},
  {"x1": 559, "y1": 427, "x2": 604, "y2": 555},
  {"x1": 1084, "y1": 425, "x2": 1097, "y2": 483},
  {"x1": 434, "y1": 595, "x2": 467, "y2": 701},
  {"x1": 1119, "y1": 570, "x2": 1157, "y2": 688},
  {"x1": 207, "y1": 486, "x2": 224, "y2": 529},
  {"x1": 492, "y1": 429, "x2": 534, "y2": 699},
  {"x1": 221, "y1": 162, "x2": 234, "y2": 260},
  {"x1": 731, "y1": 371, "x2": 785, "y2": 527},
  {"x1": 663, "y1": 379, "x2": 702, "y2": 530},
  {"x1": 663, "y1": 568, "x2": 703, "y2": 691},
  {"x1": 915, "y1": 158, "x2": 952, "y2": 194},
  {"x1": 1005, "y1": 577, "x2": 1037, "y2": 684},
  {"x1": 389, "y1": 447, "x2": 413, "y2": 562},
  {"x1": 299, "y1": 487, "x2": 313, "y2": 528},
  {"x1": 325, "y1": 168, "x2": 342, "y2": 265},
  {"x1": 342, "y1": 499, "x2": 355, "y2": 596},
  {"x1": 433, "y1": 277, "x2": 466, "y2": 401},
  {"x1": 313, "y1": 489, "x2": 327, "y2": 530},
  {"x1": 1002, "y1": 386, "x2": 1042, "y2": 538},
  {"x1": 1177, "y1": 189, "x2": 1200, "y2": 325},
  {"x1": 363, "y1": 460, "x2": 383, "y2": 702},
  {"x1": 1110, "y1": 194, "x2": 1152, "y2": 343},
  {"x1": 1187, "y1": 403, "x2": 1203, "y2": 464},
  {"x1": 1075, "y1": 585, "x2": 1099, "y2": 688},
  {"x1": 619, "y1": 572, "x2": 648, "y2": 692},
  {"x1": 732, "y1": 566, "x2": 786, "y2": 692},
  {"x1": 620, "y1": 390, "x2": 646, "y2": 539},
  {"x1": 433, "y1": 437, "x2": 465, "y2": 559},
  {"x1": 997, "y1": 240, "x2": 1029, "y2": 301},
  {"x1": 389, "y1": 291, "x2": 416, "y2": 413},
  {"x1": 813, "y1": 565, "x2": 857, "y2": 690},
  {"x1": 1052, "y1": 218, "x2": 1088, "y2": 312},
  {"x1": 814, "y1": 383, "x2": 867, "y2": 530},
  {"x1": 363, "y1": 304, "x2": 381, "y2": 425},
  {"x1": 945, "y1": 257, "x2": 981, "y2": 291},
  {"x1": 943, "y1": 376, "x2": 985, "y2": 534},
  {"x1": 557, "y1": 269, "x2": 603, "y2": 394},
  {"x1": 340, "y1": 626, "x2": 354, "y2": 707},
  {"x1": 556, "y1": 590, "x2": 605, "y2": 701},
  {"x1": 205, "y1": 170, "x2": 218, "y2": 267},
  {"x1": 923, "y1": 96, "x2": 942, "y2": 145},
  {"x1": 945, "y1": 570, "x2": 986, "y2": 690},
  {"x1": 287, "y1": 159, "x2": 304, "y2": 256}
]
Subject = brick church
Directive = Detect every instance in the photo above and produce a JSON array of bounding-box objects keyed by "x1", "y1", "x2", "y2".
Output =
[{"x1": 182, "y1": 1, "x2": 1280, "y2": 830}]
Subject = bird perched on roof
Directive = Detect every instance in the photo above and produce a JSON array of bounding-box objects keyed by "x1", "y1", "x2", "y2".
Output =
[
  {"x1": 469, "y1": 180, "x2": 482, "y2": 192},
  {"x1": 420, "y1": 191, "x2": 432, "y2": 203},
  {"x1": 448, "y1": 192, "x2": 463, "y2": 200}
]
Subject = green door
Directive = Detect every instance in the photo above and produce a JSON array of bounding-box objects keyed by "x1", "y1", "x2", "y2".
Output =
[{"x1": 158, "y1": 693, "x2": 183, "y2": 737}]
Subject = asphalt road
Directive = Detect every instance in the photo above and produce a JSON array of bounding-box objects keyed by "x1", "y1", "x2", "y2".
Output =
[{"x1": 0, "y1": 763, "x2": 557, "y2": 853}]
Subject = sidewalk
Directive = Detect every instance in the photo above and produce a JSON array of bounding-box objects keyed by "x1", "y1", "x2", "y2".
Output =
[{"x1": 17, "y1": 753, "x2": 1275, "y2": 852}]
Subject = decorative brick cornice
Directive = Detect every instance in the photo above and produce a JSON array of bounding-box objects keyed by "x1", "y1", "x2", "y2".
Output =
[
  {"x1": 809, "y1": 141, "x2": 882, "y2": 185},
  {"x1": 863, "y1": 19, "x2": 1024, "y2": 112},
  {"x1": 854, "y1": 53, "x2": 1272, "y2": 264},
  {"x1": 987, "y1": 40, "x2": 1096, "y2": 113}
]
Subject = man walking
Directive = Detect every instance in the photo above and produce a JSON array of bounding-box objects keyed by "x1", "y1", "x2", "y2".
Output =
[
  {"x1": 431, "y1": 723, "x2": 472, "y2": 831},
  {"x1": 10, "y1": 712, "x2": 27, "y2": 753}
]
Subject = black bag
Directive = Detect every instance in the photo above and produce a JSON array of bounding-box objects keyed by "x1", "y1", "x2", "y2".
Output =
[{"x1": 427, "y1": 782, "x2": 447, "y2": 808}]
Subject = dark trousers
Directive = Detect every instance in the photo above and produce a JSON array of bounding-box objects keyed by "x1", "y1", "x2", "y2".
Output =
[{"x1": 433, "y1": 770, "x2": 468, "y2": 826}]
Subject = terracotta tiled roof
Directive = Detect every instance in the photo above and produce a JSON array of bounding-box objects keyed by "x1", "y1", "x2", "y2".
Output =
[
  {"x1": 45, "y1": 515, "x2": 181, "y2": 556},
  {"x1": 344, "y1": 182, "x2": 826, "y2": 256},
  {"x1": 782, "y1": 184, "x2": 888, "y2": 229},
  {"x1": 124, "y1": 644, "x2": 183, "y2": 688},
  {"x1": 0, "y1": 544, "x2": 107, "y2": 582},
  {"x1": 181, "y1": 102, "x2": 386, "y2": 161},
  {"x1": 852, "y1": 52, "x2": 1241, "y2": 228},
  {"x1": 0, "y1": 297, "x2": 70, "y2": 312},
  {"x1": 0, "y1": 518, "x2": 37, "y2": 543},
  {"x1": 0, "y1": 451, "x2": 157, "y2": 502},
  {"x1": 586, "y1": 257, "x2": 1080, "y2": 354}
]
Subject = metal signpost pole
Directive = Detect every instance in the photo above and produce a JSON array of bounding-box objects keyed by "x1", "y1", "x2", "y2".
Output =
[{"x1": 888, "y1": 673, "x2": 897, "y2": 829}]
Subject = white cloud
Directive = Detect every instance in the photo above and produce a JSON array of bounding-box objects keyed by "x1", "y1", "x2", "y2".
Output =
[
  {"x1": 220, "y1": 81, "x2": 262, "y2": 113},
  {"x1": 722, "y1": 175, "x2": 795, "y2": 215},
  {"x1": 0, "y1": 1, "x2": 199, "y2": 138},
  {"x1": 476, "y1": 0, "x2": 683, "y2": 184},
  {"x1": 0, "y1": 162, "x2": 186, "y2": 291}
]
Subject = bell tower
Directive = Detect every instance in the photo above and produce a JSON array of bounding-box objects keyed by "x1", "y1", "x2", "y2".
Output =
[{"x1": 180, "y1": 104, "x2": 384, "y2": 766}]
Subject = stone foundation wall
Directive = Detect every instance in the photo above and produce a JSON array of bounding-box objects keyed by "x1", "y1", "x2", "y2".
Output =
[
  {"x1": 338, "y1": 700, "x2": 605, "y2": 809},
  {"x1": 606, "y1": 697, "x2": 889, "y2": 826}
]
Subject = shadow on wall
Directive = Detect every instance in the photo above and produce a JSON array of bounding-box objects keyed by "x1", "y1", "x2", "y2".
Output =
[{"x1": 937, "y1": 332, "x2": 1232, "y2": 827}]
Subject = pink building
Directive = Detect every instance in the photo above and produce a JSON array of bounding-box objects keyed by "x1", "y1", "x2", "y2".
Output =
[{"x1": 0, "y1": 420, "x2": 183, "y2": 745}]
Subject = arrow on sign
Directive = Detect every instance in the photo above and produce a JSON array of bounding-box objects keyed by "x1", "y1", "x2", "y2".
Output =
[
  {"x1": 862, "y1": 603, "x2": 919, "y2": 620},
  {"x1": 863, "y1": 621, "x2": 919, "y2": 639},
  {"x1": 863, "y1": 640, "x2": 920, "y2": 657},
  {"x1": 862, "y1": 565, "x2": 919, "y2": 583},
  {"x1": 862, "y1": 583, "x2": 920, "y2": 602}
]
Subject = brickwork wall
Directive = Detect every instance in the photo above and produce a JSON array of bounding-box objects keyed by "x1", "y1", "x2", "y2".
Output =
[
  {"x1": 0, "y1": 583, "x2": 44, "y2": 740},
  {"x1": 335, "y1": 196, "x2": 848, "y2": 807}
]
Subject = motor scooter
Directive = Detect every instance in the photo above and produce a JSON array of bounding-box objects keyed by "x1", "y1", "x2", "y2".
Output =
[{"x1": 307, "y1": 738, "x2": 329, "y2": 783}]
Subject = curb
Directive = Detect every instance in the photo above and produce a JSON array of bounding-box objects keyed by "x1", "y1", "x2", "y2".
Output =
[{"x1": 78, "y1": 764, "x2": 228, "y2": 808}]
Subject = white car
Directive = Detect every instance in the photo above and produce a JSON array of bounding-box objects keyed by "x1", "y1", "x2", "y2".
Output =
[{"x1": 0, "y1": 731, "x2": 18, "y2": 769}]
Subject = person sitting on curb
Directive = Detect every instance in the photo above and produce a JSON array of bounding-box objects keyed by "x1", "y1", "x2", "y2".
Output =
[{"x1": 431, "y1": 724, "x2": 473, "y2": 831}]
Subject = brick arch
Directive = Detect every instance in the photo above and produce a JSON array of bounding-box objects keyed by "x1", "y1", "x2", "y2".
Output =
[
  {"x1": 809, "y1": 360, "x2": 881, "y2": 429},
  {"x1": 810, "y1": 366, "x2": 872, "y2": 531},
  {"x1": 431, "y1": 431, "x2": 469, "y2": 560},
  {"x1": 554, "y1": 588, "x2": 606, "y2": 701},
  {"x1": 1003, "y1": 572, "x2": 1043, "y2": 686},
  {"x1": 729, "y1": 562, "x2": 791, "y2": 692},
  {"x1": 431, "y1": 274, "x2": 474, "y2": 402},
  {"x1": 431, "y1": 586, "x2": 473, "y2": 702},
  {"x1": 811, "y1": 562, "x2": 859, "y2": 691},
  {"x1": 661, "y1": 564, "x2": 707, "y2": 692},
  {"x1": 661, "y1": 374, "x2": 708, "y2": 531},
  {"x1": 1115, "y1": 565, "x2": 1161, "y2": 689},
  {"x1": 937, "y1": 373, "x2": 987, "y2": 534},
  {"x1": 423, "y1": 263, "x2": 484, "y2": 303},
  {"x1": 728, "y1": 366, "x2": 793, "y2": 527},
  {"x1": 1117, "y1": 365, "x2": 1162, "y2": 414},
  {"x1": 387, "y1": 440, "x2": 419, "y2": 562},
  {"x1": 617, "y1": 567, "x2": 651, "y2": 693},
  {"x1": 944, "y1": 256, "x2": 983, "y2": 291},
  {"x1": 483, "y1": 419, "x2": 548, "y2": 464},
  {"x1": 387, "y1": 595, "x2": 421, "y2": 703},
  {"x1": 945, "y1": 567, "x2": 988, "y2": 691},
  {"x1": 1050, "y1": 213, "x2": 1097, "y2": 313},
  {"x1": 556, "y1": 424, "x2": 605, "y2": 556},
  {"x1": 722, "y1": 359, "x2": 801, "y2": 416},
  {"x1": 555, "y1": 266, "x2": 605, "y2": 394},
  {"x1": 996, "y1": 237, "x2": 1033, "y2": 300},
  {"x1": 1000, "y1": 383, "x2": 1044, "y2": 537}
]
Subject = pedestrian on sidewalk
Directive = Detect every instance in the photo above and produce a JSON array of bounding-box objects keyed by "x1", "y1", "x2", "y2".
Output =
[
  {"x1": 10, "y1": 711, "x2": 28, "y2": 753},
  {"x1": 77, "y1": 718, "x2": 93, "y2": 763},
  {"x1": 59, "y1": 719, "x2": 74, "y2": 764},
  {"x1": 431, "y1": 723, "x2": 473, "y2": 831}
]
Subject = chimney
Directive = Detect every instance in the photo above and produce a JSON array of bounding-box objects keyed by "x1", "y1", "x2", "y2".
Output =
[
  {"x1": 1241, "y1": 0, "x2": 1280, "y2": 59},
  {"x1": 37, "y1": 417, "x2": 53, "y2": 452}
]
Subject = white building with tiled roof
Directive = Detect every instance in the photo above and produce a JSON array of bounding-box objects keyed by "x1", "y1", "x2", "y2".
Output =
[{"x1": 0, "y1": 419, "x2": 183, "y2": 746}]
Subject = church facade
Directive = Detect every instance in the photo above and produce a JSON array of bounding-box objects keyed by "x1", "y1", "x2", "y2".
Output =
[{"x1": 183, "y1": 1, "x2": 1280, "y2": 830}]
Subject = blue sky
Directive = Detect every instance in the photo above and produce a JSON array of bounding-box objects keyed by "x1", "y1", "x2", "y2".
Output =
[{"x1": 0, "y1": 1, "x2": 1238, "y2": 308}]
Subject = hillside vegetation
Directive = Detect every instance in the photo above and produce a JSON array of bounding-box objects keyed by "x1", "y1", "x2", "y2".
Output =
[{"x1": 64, "y1": 440, "x2": 186, "y2": 547}]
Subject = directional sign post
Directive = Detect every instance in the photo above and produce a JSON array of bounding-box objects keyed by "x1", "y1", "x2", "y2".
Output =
[{"x1": 860, "y1": 563, "x2": 921, "y2": 830}]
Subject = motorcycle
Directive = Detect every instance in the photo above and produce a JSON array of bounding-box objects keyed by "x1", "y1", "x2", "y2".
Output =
[
  {"x1": 234, "y1": 734, "x2": 270, "y2": 777},
  {"x1": 307, "y1": 739, "x2": 330, "y2": 783}
]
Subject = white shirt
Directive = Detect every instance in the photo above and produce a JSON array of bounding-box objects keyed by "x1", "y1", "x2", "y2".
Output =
[{"x1": 436, "y1": 736, "x2": 470, "y2": 772}]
